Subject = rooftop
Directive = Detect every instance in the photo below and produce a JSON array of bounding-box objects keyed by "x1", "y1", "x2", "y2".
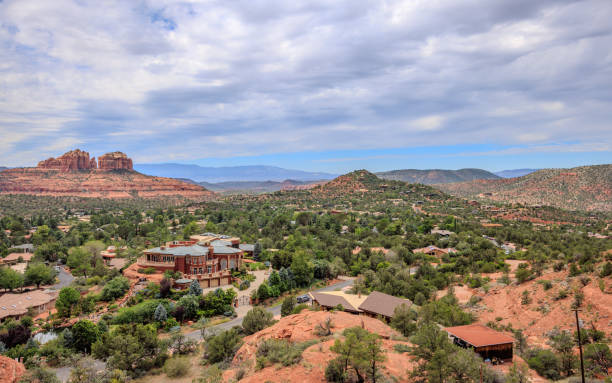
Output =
[
  {"x1": 3, "y1": 252, "x2": 35, "y2": 263},
  {"x1": 444, "y1": 324, "x2": 514, "y2": 348},
  {"x1": 0, "y1": 291, "x2": 56, "y2": 320},
  {"x1": 358, "y1": 291, "x2": 412, "y2": 318},
  {"x1": 310, "y1": 291, "x2": 362, "y2": 312}
]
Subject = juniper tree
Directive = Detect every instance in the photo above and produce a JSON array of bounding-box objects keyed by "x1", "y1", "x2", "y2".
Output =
[{"x1": 154, "y1": 303, "x2": 168, "y2": 322}]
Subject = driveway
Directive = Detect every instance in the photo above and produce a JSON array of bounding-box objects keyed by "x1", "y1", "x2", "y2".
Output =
[
  {"x1": 49, "y1": 266, "x2": 74, "y2": 290},
  {"x1": 186, "y1": 277, "x2": 354, "y2": 340}
]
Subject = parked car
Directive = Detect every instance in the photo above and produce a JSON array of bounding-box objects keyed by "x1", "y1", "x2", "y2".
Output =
[{"x1": 297, "y1": 294, "x2": 310, "y2": 303}]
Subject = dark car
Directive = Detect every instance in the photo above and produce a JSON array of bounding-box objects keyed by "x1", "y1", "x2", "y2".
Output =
[{"x1": 296, "y1": 294, "x2": 310, "y2": 303}]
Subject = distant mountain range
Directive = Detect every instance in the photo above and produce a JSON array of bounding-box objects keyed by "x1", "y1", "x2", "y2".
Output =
[
  {"x1": 494, "y1": 169, "x2": 539, "y2": 178},
  {"x1": 436, "y1": 164, "x2": 612, "y2": 212},
  {"x1": 134, "y1": 163, "x2": 337, "y2": 182},
  {"x1": 376, "y1": 168, "x2": 499, "y2": 184},
  {"x1": 195, "y1": 179, "x2": 323, "y2": 194}
]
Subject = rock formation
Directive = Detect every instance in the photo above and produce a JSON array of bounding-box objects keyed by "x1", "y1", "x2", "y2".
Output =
[
  {"x1": 0, "y1": 355, "x2": 26, "y2": 383},
  {"x1": 98, "y1": 151, "x2": 133, "y2": 171},
  {"x1": 1, "y1": 149, "x2": 214, "y2": 200},
  {"x1": 37, "y1": 149, "x2": 96, "y2": 171}
]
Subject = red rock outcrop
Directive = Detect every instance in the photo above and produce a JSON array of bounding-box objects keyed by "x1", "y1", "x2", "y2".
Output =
[
  {"x1": 0, "y1": 149, "x2": 214, "y2": 200},
  {"x1": 0, "y1": 355, "x2": 26, "y2": 383},
  {"x1": 37, "y1": 149, "x2": 96, "y2": 171},
  {"x1": 98, "y1": 151, "x2": 133, "y2": 171}
]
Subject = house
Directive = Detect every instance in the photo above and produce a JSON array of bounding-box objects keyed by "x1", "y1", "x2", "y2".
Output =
[
  {"x1": 431, "y1": 229, "x2": 454, "y2": 237},
  {"x1": 413, "y1": 246, "x2": 456, "y2": 257},
  {"x1": 12, "y1": 244, "x2": 34, "y2": 253},
  {"x1": 310, "y1": 291, "x2": 412, "y2": 321},
  {"x1": 238, "y1": 243, "x2": 255, "y2": 256},
  {"x1": 444, "y1": 324, "x2": 514, "y2": 362},
  {"x1": 1, "y1": 252, "x2": 35, "y2": 266},
  {"x1": 310, "y1": 291, "x2": 365, "y2": 313},
  {"x1": 137, "y1": 235, "x2": 245, "y2": 288},
  {"x1": 358, "y1": 291, "x2": 412, "y2": 321},
  {"x1": 0, "y1": 291, "x2": 57, "y2": 322}
]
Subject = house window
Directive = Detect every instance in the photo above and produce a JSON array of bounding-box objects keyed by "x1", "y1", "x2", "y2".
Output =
[
  {"x1": 207, "y1": 266, "x2": 212, "y2": 273},
  {"x1": 220, "y1": 259, "x2": 227, "y2": 269},
  {"x1": 199, "y1": 268, "x2": 202, "y2": 274}
]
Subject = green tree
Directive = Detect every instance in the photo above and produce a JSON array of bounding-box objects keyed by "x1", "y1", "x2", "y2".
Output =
[
  {"x1": 505, "y1": 362, "x2": 531, "y2": 383},
  {"x1": 154, "y1": 303, "x2": 168, "y2": 322},
  {"x1": 0, "y1": 267, "x2": 24, "y2": 291},
  {"x1": 24, "y1": 262, "x2": 56, "y2": 289},
  {"x1": 547, "y1": 330, "x2": 575, "y2": 376},
  {"x1": 390, "y1": 303, "x2": 417, "y2": 337},
  {"x1": 92, "y1": 324, "x2": 166, "y2": 377},
  {"x1": 71, "y1": 320, "x2": 99, "y2": 353},
  {"x1": 100, "y1": 276, "x2": 130, "y2": 301},
  {"x1": 182, "y1": 221, "x2": 200, "y2": 240},
  {"x1": 242, "y1": 307, "x2": 275, "y2": 335},
  {"x1": 188, "y1": 279, "x2": 203, "y2": 296},
  {"x1": 67, "y1": 247, "x2": 93, "y2": 277},
  {"x1": 204, "y1": 328, "x2": 242, "y2": 363},
  {"x1": 56, "y1": 287, "x2": 81, "y2": 317},
  {"x1": 281, "y1": 296, "x2": 297, "y2": 317},
  {"x1": 583, "y1": 342, "x2": 612, "y2": 377},
  {"x1": 291, "y1": 252, "x2": 314, "y2": 287}
]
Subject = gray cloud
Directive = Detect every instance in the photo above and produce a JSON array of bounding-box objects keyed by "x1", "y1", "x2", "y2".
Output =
[{"x1": 0, "y1": 0, "x2": 610, "y2": 166}]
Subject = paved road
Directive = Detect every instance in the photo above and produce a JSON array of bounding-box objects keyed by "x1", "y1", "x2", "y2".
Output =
[
  {"x1": 186, "y1": 278, "x2": 355, "y2": 340},
  {"x1": 50, "y1": 266, "x2": 74, "y2": 290}
]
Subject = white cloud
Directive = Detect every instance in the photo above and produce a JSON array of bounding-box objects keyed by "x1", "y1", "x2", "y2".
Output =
[{"x1": 0, "y1": 0, "x2": 611, "y2": 166}]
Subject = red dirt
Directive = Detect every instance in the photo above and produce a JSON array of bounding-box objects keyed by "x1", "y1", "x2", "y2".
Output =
[
  {"x1": 472, "y1": 269, "x2": 612, "y2": 347},
  {"x1": 123, "y1": 262, "x2": 165, "y2": 283},
  {"x1": 223, "y1": 310, "x2": 415, "y2": 382}
]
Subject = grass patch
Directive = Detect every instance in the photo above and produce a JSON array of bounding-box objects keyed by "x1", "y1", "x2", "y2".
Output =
[{"x1": 255, "y1": 338, "x2": 319, "y2": 369}]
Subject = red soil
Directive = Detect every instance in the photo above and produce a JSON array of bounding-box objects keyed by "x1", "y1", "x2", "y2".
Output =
[{"x1": 224, "y1": 310, "x2": 415, "y2": 382}]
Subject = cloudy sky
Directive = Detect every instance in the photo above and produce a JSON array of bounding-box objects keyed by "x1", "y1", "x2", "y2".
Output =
[{"x1": 1, "y1": 0, "x2": 611, "y2": 172}]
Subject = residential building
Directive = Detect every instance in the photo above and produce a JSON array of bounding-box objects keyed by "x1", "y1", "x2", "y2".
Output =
[
  {"x1": 310, "y1": 291, "x2": 412, "y2": 321},
  {"x1": 137, "y1": 234, "x2": 245, "y2": 288},
  {"x1": 0, "y1": 291, "x2": 57, "y2": 322},
  {"x1": 445, "y1": 324, "x2": 514, "y2": 362}
]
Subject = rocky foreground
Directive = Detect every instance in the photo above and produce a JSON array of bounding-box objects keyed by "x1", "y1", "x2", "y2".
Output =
[
  {"x1": 223, "y1": 310, "x2": 415, "y2": 383},
  {"x1": 0, "y1": 149, "x2": 214, "y2": 200}
]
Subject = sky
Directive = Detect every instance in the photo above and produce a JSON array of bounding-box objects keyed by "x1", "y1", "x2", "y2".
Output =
[{"x1": 0, "y1": 0, "x2": 611, "y2": 173}]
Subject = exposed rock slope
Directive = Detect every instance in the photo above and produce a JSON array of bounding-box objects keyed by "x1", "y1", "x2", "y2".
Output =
[
  {"x1": 224, "y1": 310, "x2": 414, "y2": 383},
  {"x1": 0, "y1": 149, "x2": 213, "y2": 200}
]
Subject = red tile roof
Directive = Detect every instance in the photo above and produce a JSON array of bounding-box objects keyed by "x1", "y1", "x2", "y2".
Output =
[{"x1": 444, "y1": 324, "x2": 514, "y2": 347}]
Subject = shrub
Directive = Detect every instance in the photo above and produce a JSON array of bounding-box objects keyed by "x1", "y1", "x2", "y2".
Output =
[
  {"x1": 280, "y1": 296, "x2": 296, "y2": 317},
  {"x1": 292, "y1": 303, "x2": 309, "y2": 315},
  {"x1": 242, "y1": 307, "x2": 275, "y2": 335},
  {"x1": 521, "y1": 291, "x2": 531, "y2": 305},
  {"x1": 526, "y1": 348, "x2": 561, "y2": 380},
  {"x1": 600, "y1": 262, "x2": 612, "y2": 277},
  {"x1": 325, "y1": 356, "x2": 347, "y2": 382},
  {"x1": 315, "y1": 316, "x2": 334, "y2": 336},
  {"x1": 164, "y1": 357, "x2": 190, "y2": 378},
  {"x1": 204, "y1": 328, "x2": 242, "y2": 363},
  {"x1": 555, "y1": 289, "x2": 568, "y2": 300},
  {"x1": 256, "y1": 338, "x2": 318, "y2": 367},
  {"x1": 100, "y1": 276, "x2": 130, "y2": 301},
  {"x1": 539, "y1": 280, "x2": 553, "y2": 290}
]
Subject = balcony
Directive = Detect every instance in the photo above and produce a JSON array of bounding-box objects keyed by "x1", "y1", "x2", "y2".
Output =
[
  {"x1": 185, "y1": 269, "x2": 232, "y2": 280},
  {"x1": 136, "y1": 257, "x2": 174, "y2": 268}
]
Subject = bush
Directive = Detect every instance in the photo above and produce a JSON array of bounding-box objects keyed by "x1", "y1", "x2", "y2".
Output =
[
  {"x1": 325, "y1": 356, "x2": 347, "y2": 382},
  {"x1": 292, "y1": 303, "x2": 309, "y2": 315},
  {"x1": 256, "y1": 338, "x2": 318, "y2": 367},
  {"x1": 164, "y1": 357, "x2": 190, "y2": 378},
  {"x1": 242, "y1": 307, "x2": 275, "y2": 335},
  {"x1": 539, "y1": 280, "x2": 553, "y2": 290},
  {"x1": 600, "y1": 262, "x2": 612, "y2": 277},
  {"x1": 100, "y1": 276, "x2": 130, "y2": 301},
  {"x1": 527, "y1": 348, "x2": 561, "y2": 380},
  {"x1": 281, "y1": 296, "x2": 297, "y2": 317},
  {"x1": 205, "y1": 328, "x2": 242, "y2": 363}
]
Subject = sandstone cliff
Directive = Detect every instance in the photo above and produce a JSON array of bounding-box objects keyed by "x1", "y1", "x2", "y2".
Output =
[
  {"x1": 1, "y1": 149, "x2": 214, "y2": 200},
  {"x1": 37, "y1": 149, "x2": 96, "y2": 171},
  {"x1": 0, "y1": 355, "x2": 25, "y2": 383},
  {"x1": 98, "y1": 151, "x2": 133, "y2": 170}
]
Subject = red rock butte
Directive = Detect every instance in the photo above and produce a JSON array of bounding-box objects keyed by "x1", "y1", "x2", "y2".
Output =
[
  {"x1": 37, "y1": 149, "x2": 133, "y2": 171},
  {"x1": 0, "y1": 149, "x2": 214, "y2": 200}
]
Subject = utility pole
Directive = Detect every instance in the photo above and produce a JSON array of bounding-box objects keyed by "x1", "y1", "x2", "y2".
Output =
[{"x1": 572, "y1": 309, "x2": 586, "y2": 383}]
